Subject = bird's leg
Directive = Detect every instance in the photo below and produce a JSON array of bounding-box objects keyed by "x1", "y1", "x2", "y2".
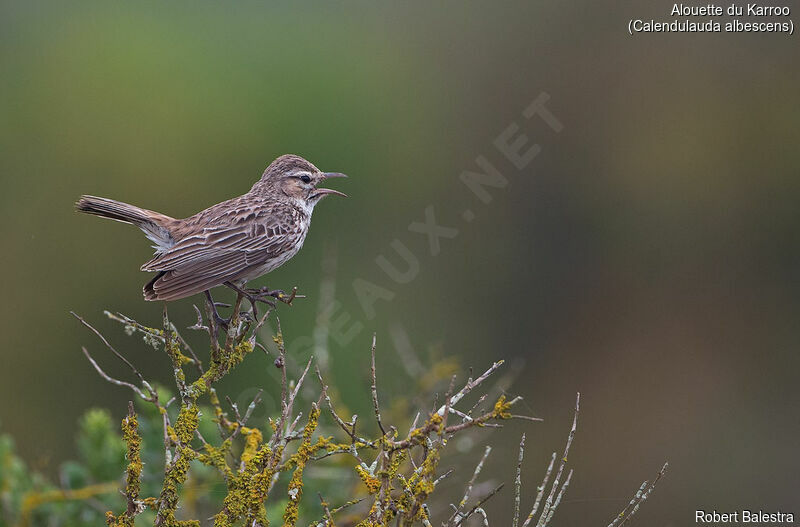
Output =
[
  {"x1": 204, "y1": 290, "x2": 230, "y2": 331},
  {"x1": 223, "y1": 282, "x2": 272, "y2": 321}
]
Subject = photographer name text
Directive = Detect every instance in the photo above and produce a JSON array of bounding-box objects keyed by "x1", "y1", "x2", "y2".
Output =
[{"x1": 696, "y1": 509, "x2": 794, "y2": 524}]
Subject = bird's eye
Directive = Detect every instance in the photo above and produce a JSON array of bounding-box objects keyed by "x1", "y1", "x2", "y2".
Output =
[{"x1": 299, "y1": 174, "x2": 311, "y2": 184}]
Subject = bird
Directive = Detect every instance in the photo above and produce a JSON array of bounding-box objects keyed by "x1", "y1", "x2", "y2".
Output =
[{"x1": 76, "y1": 154, "x2": 346, "y2": 322}]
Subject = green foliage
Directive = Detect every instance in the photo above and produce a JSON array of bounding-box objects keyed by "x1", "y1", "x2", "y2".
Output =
[
  {"x1": 0, "y1": 415, "x2": 123, "y2": 527},
  {"x1": 0, "y1": 427, "x2": 33, "y2": 525},
  {"x1": 77, "y1": 410, "x2": 127, "y2": 483}
]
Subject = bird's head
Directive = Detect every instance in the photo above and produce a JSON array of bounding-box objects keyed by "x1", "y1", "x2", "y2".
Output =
[{"x1": 255, "y1": 154, "x2": 347, "y2": 209}]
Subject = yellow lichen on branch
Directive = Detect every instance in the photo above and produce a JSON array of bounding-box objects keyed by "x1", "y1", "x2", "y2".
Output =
[
  {"x1": 492, "y1": 395, "x2": 513, "y2": 420},
  {"x1": 191, "y1": 340, "x2": 254, "y2": 397},
  {"x1": 105, "y1": 402, "x2": 144, "y2": 526},
  {"x1": 355, "y1": 466, "x2": 381, "y2": 495},
  {"x1": 282, "y1": 404, "x2": 321, "y2": 527},
  {"x1": 240, "y1": 427, "x2": 264, "y2": 465}
]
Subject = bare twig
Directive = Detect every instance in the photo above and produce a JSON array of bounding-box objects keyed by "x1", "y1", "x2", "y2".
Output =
[
  {"x1": 247, "y1": 307, "x2": 273, "y2": 351},
  {"x1": 188, "y1": 304, "x2": 209, "y2": 332},
  {"x1": 536, "y1": 392, "x2": 579, "y2": 527},
  {"x1": 433, "y1": 468, "x2": 455, "y2": 487},
  {"x1": 513, "y1": 434, "x2": 525, "y2": 527},
  {"x1": 449, "y1": 444, "x2": 492, "y2": 526},
  {"x1": 521, "y1": 453, "x2": 556, "y2": 527},
  {"x1": 454, "y1": 483, "x2": 504, "y2": 527},
  {"x1": 287, "y1": 357, "x2": 314, "y2": 427},
  {"x1": 332, "y1": 497, "x2": 366, "y2": 515},
  {"x1": 608, "y1": 462, "x2": 669, "y2": 527},
  {"x1": 436, "y1": 361, "x2": 505, "y2": 417},
  {"x1": 474, "y1": 507, "x2": 489, "y2": 527},
  {"x1": 544, "y1": 469, "x2": 572, "y2": 525},
  {"x1": 318, "y1": 493, "x2": 335, "y2": 527},
  {"x1": 369, "y1": 333, "x2": 387, "y2": 436},
  {"x1": 71, "y1": 312, "x2": 151, "y2": 392},
  {"x1": 80, "y1": 347, "x2": 150, "y2": 401},
  {"x1": 440, "y1": 375, "x2": 457, "y2": 437}
]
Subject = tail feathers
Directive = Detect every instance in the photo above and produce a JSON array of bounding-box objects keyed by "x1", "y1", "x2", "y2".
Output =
[
  {"x1": 77, "y1": 195, "x2": 156, "y2": 224},
  {"x1": 76, "y1": 195, "x2": 177, "y2": 252}
]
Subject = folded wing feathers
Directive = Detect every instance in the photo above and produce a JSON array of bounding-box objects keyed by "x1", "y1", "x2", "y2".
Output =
[
  {"x1": 141, "y1": 224, "x2": 279, "y2": 271},
  {"x1": 140, "y1": 209, "x2": 303, "y2": 300}
]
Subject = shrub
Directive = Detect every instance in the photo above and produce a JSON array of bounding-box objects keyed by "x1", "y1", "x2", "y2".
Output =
[{"x1": 1, "y1": 293, "x2": 666, "y2": 526}]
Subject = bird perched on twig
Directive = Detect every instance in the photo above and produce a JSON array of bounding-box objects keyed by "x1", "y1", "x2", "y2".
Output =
[{"x1": 76, "y1": 154, "x2": 346, "y2": 324}]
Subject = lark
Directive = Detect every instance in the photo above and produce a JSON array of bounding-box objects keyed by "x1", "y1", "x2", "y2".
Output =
[{"x1": 77, "y1": 154, "x2": 346, "y2": 322}]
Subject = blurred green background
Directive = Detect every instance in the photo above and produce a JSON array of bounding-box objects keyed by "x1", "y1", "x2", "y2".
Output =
[{"x1": 1, "y1": 1, "x2": 798, "y2": 525}]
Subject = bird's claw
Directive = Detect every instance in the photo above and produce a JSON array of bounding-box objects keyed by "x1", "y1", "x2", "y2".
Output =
[
  {"x1": 245, "y1": 286, "x2": 302, "y2": 306},
  {"x1": 277, "y1": 287, "x2": 298, "y2": 306}
]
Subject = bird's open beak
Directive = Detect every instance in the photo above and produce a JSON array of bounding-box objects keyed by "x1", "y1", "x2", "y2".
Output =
[{"x1": 315, "y1": 172, "x2": 348, "y2": 198}]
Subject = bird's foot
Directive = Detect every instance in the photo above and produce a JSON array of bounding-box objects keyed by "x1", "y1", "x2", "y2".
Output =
[{"x1": 245, "y1": 286, "x2": 303, "y2": 306}]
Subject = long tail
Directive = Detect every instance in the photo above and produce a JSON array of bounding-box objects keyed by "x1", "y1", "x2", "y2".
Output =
[{"x1": 76, "y1": 195, "x2": 177, "y2": 252}]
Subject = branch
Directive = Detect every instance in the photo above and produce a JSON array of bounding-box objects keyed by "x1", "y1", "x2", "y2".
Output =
[
  {"x1": 454, "y1": 483, "x2": 504, "y2": 527},
  {"x1": 521, "y1": 453, "x2": 556, "y2": 527},
  {"x1": 436, "y1": 361, "x2": 505, "y2": 417},
  {"x1": 449, "y1": 445, "x2": 492, "y2": 526},
  {"x1": 608, "y1": 462, "x2": 669, "y2": 527},
  {"x1": 369, "y1": 333, "x2": 386, "y2": 436},
  {"x1": 80, "y1": 347, "x2": 150, "y2": 402},
  {"x1": 71, "y1": 312, "x2": 152, "y2": 396},
  {"x1": 535, "y1": 392, "x2": 579, "y2": 527},
  {"x1": 513, "y1": 434, "x2": 525, "y2": 527}
]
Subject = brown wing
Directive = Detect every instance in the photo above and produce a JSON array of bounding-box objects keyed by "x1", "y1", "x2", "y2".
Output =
[{"x1": 142, "y1": 203, "x2": 303, "y2": 301}]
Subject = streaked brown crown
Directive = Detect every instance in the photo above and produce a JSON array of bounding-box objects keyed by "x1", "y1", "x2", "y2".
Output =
[{"x1": 260, "y1": 154, "x2": 320, "y2": 182}]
